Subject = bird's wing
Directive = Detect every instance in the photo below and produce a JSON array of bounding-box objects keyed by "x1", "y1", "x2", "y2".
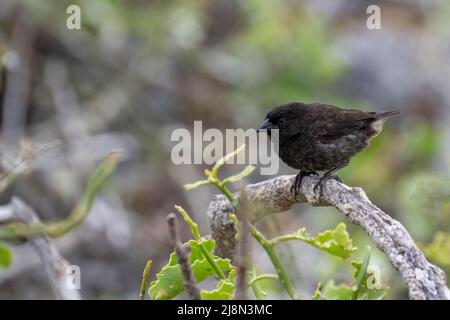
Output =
[{"x1": 307, "y1": 104, "x2": 377, "y2": 143}]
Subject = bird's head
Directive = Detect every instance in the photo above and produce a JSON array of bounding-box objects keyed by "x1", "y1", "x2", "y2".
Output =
[{"x1": 258, "y1": 103, "x2": 304, "y2": 137}]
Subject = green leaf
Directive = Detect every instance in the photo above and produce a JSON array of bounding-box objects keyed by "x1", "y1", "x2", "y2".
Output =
[
  {"x1": 296, "y1": 223, "x2": 357, "y2": 258},
  {"x1": 223, "y1": 165, "x2": 256, "y2": 185},
  {"x1": 201, "y1": 269, "x2": 237, "y2": 300},
  {"x1": 0, "y1": 243, "x2": 13, "y2": 269},
  {"x1": 351, "y1": 261, "x2": 388, "y2": 300},
  {"x1": 312, "y1": 282, "x2": 323, "y2": 300},
  {"x1": 313, "y1": 249, "x2": 389, "y2": 300},
  {"x1": 314, "y1": 280, "x2": 354, "y2": 300},
  {"x1": 149, "y1": 239, "x2": 232, "y2": 300}
]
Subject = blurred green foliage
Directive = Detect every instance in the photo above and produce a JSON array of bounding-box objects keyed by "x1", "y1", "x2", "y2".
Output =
[
  {"x1": 420, "y1": 232, "x2": 450, "y2": 271},
  {"x1": 231, "y1": 1, "x2": 344, "y2": 104},
  {"x1": 414, "y1": 177, "x2": 450, "y2": 217},
  {"x1": 0, "y1": 244, "x2": 12, "y2": 269}
]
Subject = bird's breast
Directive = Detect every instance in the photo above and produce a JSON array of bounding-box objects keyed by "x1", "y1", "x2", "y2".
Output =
[{"x1": 278, "y1": 132, "x2": 369, "y2": 171}]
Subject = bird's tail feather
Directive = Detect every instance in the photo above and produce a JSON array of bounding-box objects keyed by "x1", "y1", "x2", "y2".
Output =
[{"x1": 375, "y1": 110, "x2": 400, "y2": 119}]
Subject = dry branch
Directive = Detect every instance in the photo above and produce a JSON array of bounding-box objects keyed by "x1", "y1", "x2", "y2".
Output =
[
  {"x1": 233, "y1": 191, "x2": 250, "y2": 300},
  {"x1": 206, "y1": 175, "x2": 450, "y2": 300},
  {"x1": 167, "y1": 213, "x2": 202, "y2": 300},
  {"x1": 1, "y1": 197, "x2": 81, "y2": 300}
]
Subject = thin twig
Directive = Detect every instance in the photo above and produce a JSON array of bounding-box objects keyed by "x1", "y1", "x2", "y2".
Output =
[
  {"x1": 233, "y1": 190, "x2": 250, "y2": 300},
  {"x1": 167, "y1": 213, "x2": 201, "y2": 300}
]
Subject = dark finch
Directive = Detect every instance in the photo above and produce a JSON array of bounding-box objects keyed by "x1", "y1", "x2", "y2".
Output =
[{"x1": 258, "y1": 102, "x2": 399, "y2": 198}]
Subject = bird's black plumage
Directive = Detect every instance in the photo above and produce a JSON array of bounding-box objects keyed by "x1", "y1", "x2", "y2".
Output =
[{"x1": 258, "y1": 102, "x2": 399, "y2": 197}]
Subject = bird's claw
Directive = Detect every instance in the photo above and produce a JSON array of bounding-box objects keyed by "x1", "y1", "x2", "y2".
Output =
[
  {"x1": 291, "y1": 171, "x2": 318, "y2": 200},
  {"x1": 290, "y1": 176, "x2": 300, "y2": 200},
  {"x1": 313, "y1": 175, "x2": 341, "y2": 199}
]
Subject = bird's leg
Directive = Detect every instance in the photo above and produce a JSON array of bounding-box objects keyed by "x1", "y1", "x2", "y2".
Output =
[
  {"x1": 291, "y1": 170, "x2": 318, "y2": 199},
  {"x1": 313, "y1": 162, "x2": 348, "y2": 199}
]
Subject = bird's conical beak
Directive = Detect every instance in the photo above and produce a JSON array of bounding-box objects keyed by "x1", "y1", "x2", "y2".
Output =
[{"x1": 258, "y1": 118, "x2": 273, "y2": 131}]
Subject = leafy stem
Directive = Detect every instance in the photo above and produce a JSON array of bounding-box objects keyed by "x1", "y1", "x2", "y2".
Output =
[
  {"x1": 249, "y1": 269, "x2": 266, "y2": 300},
  {"x1": 213, "y1": 174, "x2": 299, "y2": 299},
  {"x1": 184, "y1": 144, "x2": 299, "y2": 300},
  {"x1": 248, "y1": 274, "x2": 279, "y2": 286},
  {"x1": 139, "y1": 260, "x2": 153, "y2": 300},
  {"x1": 270, "y1": 234, "x2": 304, "y2": 245},
  {"x1": 352, "y1": 246, "x2": 372, "y2": 300},
  {"x1": 248, "y1": 225, "x2": 299, "y2": 300},
  {"x1": 174, "y1": 205, "x2": 226, "y2": 280},
  {"x1": 0, "y1": 152, "x2": 121, "y2": 241}
]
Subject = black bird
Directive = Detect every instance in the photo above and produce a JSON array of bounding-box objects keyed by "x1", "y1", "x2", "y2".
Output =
[{"x1": 258, "y1": 102, "x2": 399, "y2": 198}]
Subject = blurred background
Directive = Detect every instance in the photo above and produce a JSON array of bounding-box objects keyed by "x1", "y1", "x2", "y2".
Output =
[{"x1": 0, "y1": 0, "x2": 449, "y2": 299}]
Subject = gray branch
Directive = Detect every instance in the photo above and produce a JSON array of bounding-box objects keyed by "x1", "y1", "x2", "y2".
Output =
[
  {"x1": 0, "y1": 197, "x2": 81, "y2": 300},
  {"x1": 167, "y1": 213, "x2": 202, "y2": 300},
  {"x1": 206, "y1": 175, "x2": 450, "y2": 300}
]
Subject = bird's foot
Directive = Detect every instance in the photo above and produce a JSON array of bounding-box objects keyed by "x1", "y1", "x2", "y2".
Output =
[
  {"x1": 291, "y1": 171, "x2": 318, "y2": 200},
  {"x1": 313, "y1": 175, "x2": 341, "y2": 199}
]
